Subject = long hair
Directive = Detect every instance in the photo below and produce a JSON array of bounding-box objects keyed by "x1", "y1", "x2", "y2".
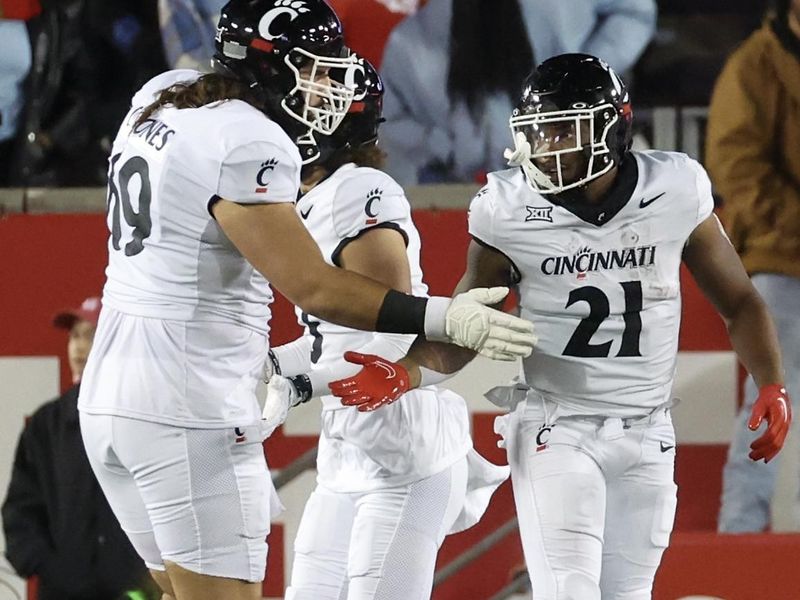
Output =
[
  {"x1": 327, "y1": 143, "x2": 386, "y2": 171},
  {"x1": 447, "y1": 0, "x2": 535, "y2": 119},
  {"x1": 302, "y1": 143, "x2": 386, "y2": 183},
  {"x1": 133, "y1": 73, "x2": 260, "y2": 128}
]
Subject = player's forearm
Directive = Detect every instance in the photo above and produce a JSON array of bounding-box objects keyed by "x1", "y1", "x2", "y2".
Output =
[
  {"x1": 270, "y1": 336, "x2": 312, "y2": 377},
  {"x1": 398, "y1": 338, "x2": 477, "y2": 390},
  {"x1": 294, "y1": 265, "x2": 456, "y2": 338},
  {"x1": 726, "y1": 292, "x2": 784, "y2": 387}
]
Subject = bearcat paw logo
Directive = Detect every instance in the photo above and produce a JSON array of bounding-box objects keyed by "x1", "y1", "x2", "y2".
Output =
[
  {"x1": 365, "y1": 188, "x2": 384, "y2": 220},
  {"x1": 276, "y1": 0, "x2": 310, "y2": 13},
  {"x1": 261, "y1": 158, "x2": 279, "y2": 170},
  {"x1": 256, "y1": 157, "x2": 279, "y2": 188}
]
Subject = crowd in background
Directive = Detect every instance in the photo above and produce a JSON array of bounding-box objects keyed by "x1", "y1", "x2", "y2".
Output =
[{"x1": 0, "y1": 0, "x2": 765, "y2": 188}]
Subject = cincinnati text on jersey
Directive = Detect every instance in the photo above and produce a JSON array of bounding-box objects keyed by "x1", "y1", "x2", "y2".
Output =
[{"x1": 540, "y1": 244, "x2": 657, "y2": 276}]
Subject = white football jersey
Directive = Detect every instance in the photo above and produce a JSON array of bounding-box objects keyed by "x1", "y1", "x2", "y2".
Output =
[
  {"x1": 469, "y1": 150, "x2": 715, "y2": 417},
  {"x1": 79, "y1": 69, "x2": 301, "y2": 428},
  {"x1": 102, "y1": 69, "x2": 301, "y2": 329},
  {"x1": 293, "y1": 163, "x2": 427, "y2": 392},
  {"x1": 294, "y1": 164, "x2": 471, "y2": 491}
]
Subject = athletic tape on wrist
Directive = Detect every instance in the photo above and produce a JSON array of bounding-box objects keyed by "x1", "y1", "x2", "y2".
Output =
[
  {"x1": 423, "y1": 296, "x2": 450, "y2": 341},
  {"x1": 418, "y1": 365, "x2": 451, "y2": 387}
]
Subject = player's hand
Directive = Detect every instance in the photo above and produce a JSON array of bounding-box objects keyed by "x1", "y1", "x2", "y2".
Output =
[
  {"x1": 261, "y1": 375, "x2": 297, "y2": 438},
  {"x1": 748, "y1": 384, "x2": 792, "y2": 463},
  {"x1": 329, "y1": 351, "x2": 410, "y2": 412},
  {"x1": 446, "y1": 287, "x2": 537, "y2": 360}
]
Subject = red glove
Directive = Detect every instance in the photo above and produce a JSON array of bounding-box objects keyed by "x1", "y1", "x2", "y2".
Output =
[
  {"x1": 328, "y1": 351, "x2": 410, "y2": 412},
  {"x1": 748, "y1": 384, "x2": 792, "y2": 463}
]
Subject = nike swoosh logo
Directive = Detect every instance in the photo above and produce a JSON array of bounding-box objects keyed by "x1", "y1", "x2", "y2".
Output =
[
  {"x1": 660, "y1": 441, "x2": 675, "y2": 453},
  {"x1": 639, "y1": 192, "x2": 665, "y2": 208},
  {"x1": 300, "y1": 206, "x2": 313, "y2": 220}
]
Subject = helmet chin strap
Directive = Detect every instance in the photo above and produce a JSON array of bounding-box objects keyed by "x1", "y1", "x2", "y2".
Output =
[
  {"x1": 296, "y1": 130, "x2": 322, "y2": 165},
  {"x1": 504, "y1": 131, "x2": 558, "y2": 193}
]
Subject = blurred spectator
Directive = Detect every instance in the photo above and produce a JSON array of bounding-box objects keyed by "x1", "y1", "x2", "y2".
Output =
[
  {"x1": 379, "y1": 0, "x2": 657, "y2": 185},
  {"x1": 0, "y1": 12, "x2": 34, "y2": 185},
  {"x1": 707, "y1": 0, "x2": 800, "y2": 533},
  {"x1": 158, "y1": 0, "x2": 225, "y2": 71},
  {"x1": 632, "y1": 0, "x2": 763, "y2": 108},
  {"x1": 2, "y1": 297, "x2": 158, "y2": 600},
  {"x1": 328, "y1": 0, "x2": 423, "y2": 68},
  {"x1": 12, "y1": 0, "x2": 167, "y2": 187}
]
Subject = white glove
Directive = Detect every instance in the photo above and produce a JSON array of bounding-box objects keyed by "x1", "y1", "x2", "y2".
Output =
[
  {"x1": 261, "y1": 375, "x2": 298, "y2": 439},
  {"x1": 445, "y1": 287, "x2": 537, "y2": 360}
]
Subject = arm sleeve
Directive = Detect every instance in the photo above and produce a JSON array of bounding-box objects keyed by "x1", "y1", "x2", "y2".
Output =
[
  {"x1": 271, "y1": 336, "x2": 313, "y2": 377},
  {"x1": 582, "y1": 0, "x2": 657, "y2": 73},
  {"x1": 306, "y1": 332, "x2": 416, "y2": 396},
  {"x1": 1, "y1": 424, "x2": 54, "y2": 578},
  {"x1": 217, "y1": 140, "x2": 300, "y2": 205}
]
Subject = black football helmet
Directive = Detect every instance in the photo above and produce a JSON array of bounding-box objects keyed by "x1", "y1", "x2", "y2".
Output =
[
  {"x1": 506, "y1": 53, "x2": 633, "y2": 194},
  {"x1": 298, "y1": 56, "x2": 384, "y2": 164},
  {"x1": 330, "y1": 56, "x2": 384, "y2": 149},
  {"x1": 213, "y1": 0, "x2": 357, "y2": 139}
]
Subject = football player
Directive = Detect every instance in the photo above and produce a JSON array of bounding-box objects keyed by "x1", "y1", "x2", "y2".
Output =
[
  {"x1": 262, "y1": 59, "x2": 509, "y2": 600},
  {"x1": 77, "y1": 2, "x2": 535, "y2": 600},
  {"x1": 328, "y1": 54, "x2": 792, "y2": 599}
]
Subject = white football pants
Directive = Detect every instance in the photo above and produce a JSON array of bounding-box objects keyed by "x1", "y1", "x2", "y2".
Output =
[
  {"x1": 499, "y1": 399, "x2": 677, "y2": 600},
  {"x1": 80, "y1": 414, "x2": 280, "y2": 582},
  {"x1": 286, "y1": 457, "x2": 468, "y2": 600}
]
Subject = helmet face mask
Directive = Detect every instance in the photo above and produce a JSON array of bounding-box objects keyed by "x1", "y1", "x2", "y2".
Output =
[
  {"x1": 298, "y1": 56, "x2": 384, "y2": 165},
  {"x1": 213, "y1": 0, "x2": 358, "y2": 140},
  {"x1": 510, "y1": 103, "x2": 619, "y2": 194},
  {"x1": 282, "y1": 47, "x2": 357, "y2": 136},
  {"x1": 505, "y1": 53, "x2": 632, "y2": 195}
]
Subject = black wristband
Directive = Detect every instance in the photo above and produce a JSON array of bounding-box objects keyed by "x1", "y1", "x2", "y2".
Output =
[
  {"x1": 375, "y1": 289, "x2": 428, "y2": 334},
  {"x1": 289, "y1": 374, "x2": 313, "y2": 405}
]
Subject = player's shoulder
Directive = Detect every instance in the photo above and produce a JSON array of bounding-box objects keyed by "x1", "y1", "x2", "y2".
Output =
[
  {"x1": 188, "y1": 103, "x2": 302, "y2": 176},
  {"x1": 323, "y1": 165, "x2": 411, "y2": 237},
  {"x1": 633, "y1": 149, "x2": 707, "y2": 195},
  {"x1": 633, "y1": 149, "x2": 703, "y2": 175},
  {"x1": 333, "y1": 165, "x2": 406, "y2": 204},
  {"x1": 212, "y1": 102, "x2": 297, "y2": 153},
  {"x1": 631, "y1": 150, "x2": 713, "y2": 227},
  {"x1": 131, "y1": 69, "x2": 201, "y2": 108},
  {"x1": 472, "y1": 167, "x2": 527, "y2": 214}
]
